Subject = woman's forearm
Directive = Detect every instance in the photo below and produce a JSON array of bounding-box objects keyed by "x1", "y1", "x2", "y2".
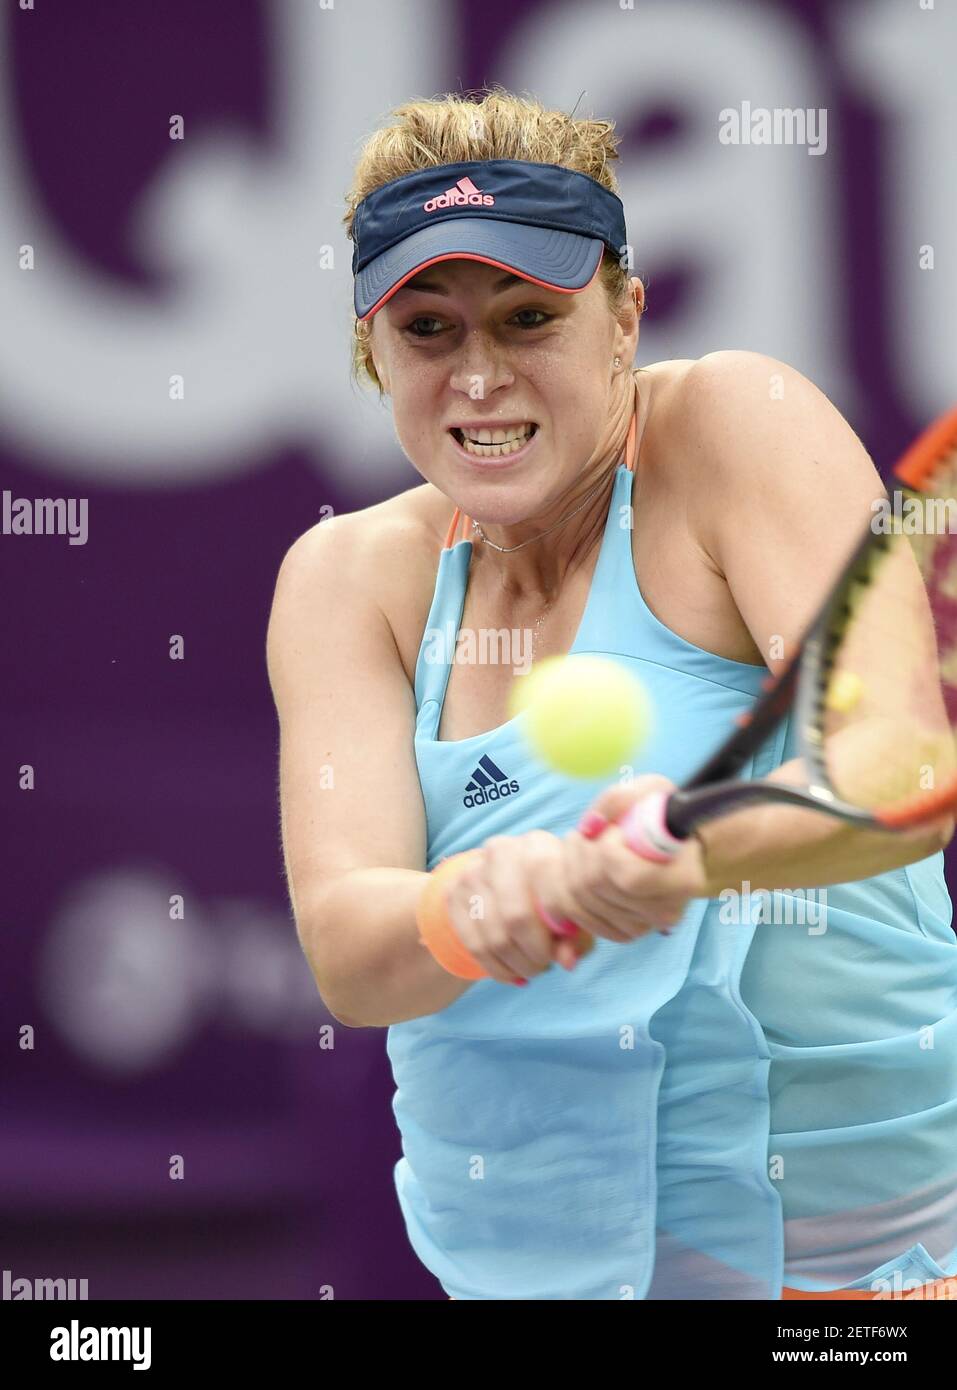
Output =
[
  {"x1": 299, "y1": 868, "x2": 472, "y2": 1028},
  {"x1": 695, "y1": 757, "x2": 953, "y2": 896}
]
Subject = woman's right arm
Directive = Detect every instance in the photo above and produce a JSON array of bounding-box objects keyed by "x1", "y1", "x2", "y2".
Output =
[{"x1": 265, "y1": 514, "x2": 472, "y2": 1028}]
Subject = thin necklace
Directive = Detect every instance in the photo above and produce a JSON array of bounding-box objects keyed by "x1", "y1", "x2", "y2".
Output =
[{"x1": 470, "y1": 468, "x2": 615, "y2": 553}]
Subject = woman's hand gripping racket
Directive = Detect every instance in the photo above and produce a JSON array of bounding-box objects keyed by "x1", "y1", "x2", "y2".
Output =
[{"x1": 611, "y1": 406, "x2": 957, "y2": 862}]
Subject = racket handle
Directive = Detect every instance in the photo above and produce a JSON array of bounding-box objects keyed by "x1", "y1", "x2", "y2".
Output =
[{"x1": 617, "y1": 791, "x2": 687, "y2": 863}]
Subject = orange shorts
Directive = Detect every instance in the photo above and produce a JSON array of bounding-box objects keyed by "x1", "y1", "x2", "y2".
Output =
[{"x1": 450, "y1": 1279, "x2": 957, "y2": 1301}]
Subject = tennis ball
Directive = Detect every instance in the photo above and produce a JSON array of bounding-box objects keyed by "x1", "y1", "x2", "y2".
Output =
[{"x1": 508, "y1": 655, "x2": 653, "y2": 778}]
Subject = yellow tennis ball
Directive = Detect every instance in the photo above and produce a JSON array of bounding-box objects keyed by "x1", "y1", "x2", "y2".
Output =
[
  {"x1": 825, "y1": 670, "x2": 864, "y2": 714},
  {"x1": 508, "y1": 655, "x2": 653, "y2": 778}
]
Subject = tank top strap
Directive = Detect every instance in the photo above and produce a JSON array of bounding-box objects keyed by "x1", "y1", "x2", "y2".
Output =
[{"x1": 413, "y1": 543, "x2": 471, "y2": 717}]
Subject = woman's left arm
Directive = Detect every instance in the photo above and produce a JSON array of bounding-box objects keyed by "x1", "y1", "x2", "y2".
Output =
[{"x1": 647, "y1": 349, "x2": 953, "y2": 895}]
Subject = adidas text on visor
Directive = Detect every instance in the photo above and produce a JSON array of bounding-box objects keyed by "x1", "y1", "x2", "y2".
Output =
[{"x1": 351, "y1": 160, "x2": 629, "y2": 321}]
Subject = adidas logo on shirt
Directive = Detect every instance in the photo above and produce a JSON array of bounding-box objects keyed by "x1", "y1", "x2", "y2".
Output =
[{"x1": 463, "y1": 754, "x2": 520, "y2": 808}]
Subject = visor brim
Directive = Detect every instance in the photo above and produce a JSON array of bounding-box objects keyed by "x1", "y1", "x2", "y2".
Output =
[{"x1": 354, "y1": 218, "x2": 606, "y2": 321}]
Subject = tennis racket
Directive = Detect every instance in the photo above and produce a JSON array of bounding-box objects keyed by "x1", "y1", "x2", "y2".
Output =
[{"x1": 613, "y1": 405, "x2": 957, "y2": 862}]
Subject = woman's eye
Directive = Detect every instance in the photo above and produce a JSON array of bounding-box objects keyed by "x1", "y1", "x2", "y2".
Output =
[
  {"x1": 404, "y1": 316, "x2": 444, "y2": 337},
  {"x1": 511, "y1": 309, "x2": 551, "y2": 329},
  {"x1": 402, "y1": 308, "x2": 553, "y2": 338}
]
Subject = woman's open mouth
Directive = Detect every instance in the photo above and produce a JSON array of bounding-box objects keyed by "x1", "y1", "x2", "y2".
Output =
[{"x1": 449, "y1": 422, "x2": 539, "y2": 466}]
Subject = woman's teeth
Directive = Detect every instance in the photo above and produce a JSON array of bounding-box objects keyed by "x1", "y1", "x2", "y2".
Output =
[{"x1": 455, "y1": 424, "x2": 536, "y2": 457}]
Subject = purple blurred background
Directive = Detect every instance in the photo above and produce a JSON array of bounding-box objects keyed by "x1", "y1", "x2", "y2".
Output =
[{"x1": 1, "y1": 0, "x2": 953, "y2": 1299}]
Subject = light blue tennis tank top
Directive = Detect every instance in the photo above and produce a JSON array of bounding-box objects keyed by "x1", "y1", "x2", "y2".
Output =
[{"x1": 387, "y1": 434, "x2": 957, "y2": 1300}]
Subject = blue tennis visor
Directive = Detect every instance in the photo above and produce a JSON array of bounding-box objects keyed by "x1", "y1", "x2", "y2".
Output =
[{"x1": 351, "y1": 159, "x2": 628, "y2": 321}]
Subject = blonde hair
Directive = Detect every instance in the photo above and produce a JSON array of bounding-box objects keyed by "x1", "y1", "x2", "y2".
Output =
[{"x1": 343, "y1": 86, "x2": 643, "y2": 395}]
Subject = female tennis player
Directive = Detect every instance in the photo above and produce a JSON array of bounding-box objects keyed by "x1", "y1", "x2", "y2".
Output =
[{"x1": 266, "y1": 90, "x2": 957, "y2": 1300}]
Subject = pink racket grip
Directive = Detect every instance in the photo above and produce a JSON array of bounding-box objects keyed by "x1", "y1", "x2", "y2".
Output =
[{"x1": 617, "y1": 791, "x2": 685, "y2": 863}]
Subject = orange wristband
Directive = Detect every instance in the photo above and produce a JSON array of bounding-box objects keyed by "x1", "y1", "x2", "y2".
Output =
[
  {"x1": 416, "y1": 850, "x2": 596, "y2": 979},
  {"x1": 416, "y1": 850, "x2": 488, "y2": 979}
]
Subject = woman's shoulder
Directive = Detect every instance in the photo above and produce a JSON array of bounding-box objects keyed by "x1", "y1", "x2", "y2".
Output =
[
  {"x1": 272, "y1": 482, "x2": 451, "y2": 688},
  {"x1": 645, "y1": 348, "x2": 838, "y2": 451},
  {"x1": 636, "y1": 353, "x2": 783, "y2": 455},
  {"x1": 640, "y1": 349, "x2": 809, "y2": 440},
  {"x1": 636, "y1": 349, "x2": 846, "y2": 520}
]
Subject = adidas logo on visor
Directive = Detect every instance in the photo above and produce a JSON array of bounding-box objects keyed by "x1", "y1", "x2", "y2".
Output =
[{"x1": 423, "y1": 175, "x2": 496, "y2": 213}]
